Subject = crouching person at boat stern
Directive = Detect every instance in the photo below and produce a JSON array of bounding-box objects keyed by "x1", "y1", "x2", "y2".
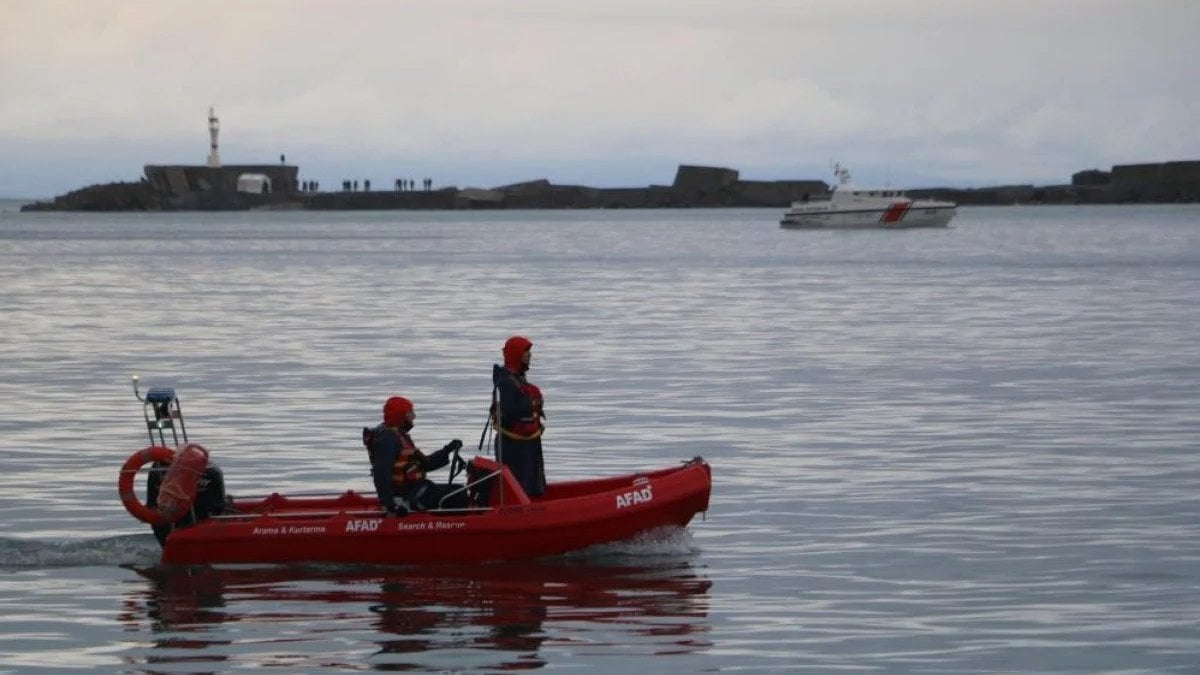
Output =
[
  {"x1": 366, "y1": 395, "x2": 469, "y2": 515},
  {"x1": 492, "y1": 335, "x2": 546, "y2": 498}
]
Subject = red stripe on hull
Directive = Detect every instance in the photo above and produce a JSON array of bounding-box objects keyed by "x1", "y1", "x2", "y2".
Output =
[{"x1": 879, "y1": 201, "x2": 912, "y2": 223}]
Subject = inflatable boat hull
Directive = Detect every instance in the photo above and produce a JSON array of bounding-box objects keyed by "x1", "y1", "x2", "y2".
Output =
[{"x1": 158, "y1": 457, "x2": 711, "y2": 565}]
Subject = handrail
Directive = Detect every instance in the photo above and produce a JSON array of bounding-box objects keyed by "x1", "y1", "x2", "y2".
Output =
[
  {"x1": 438, "y1": 469, "x2": 502, "y2": 509},
  {"x1": 208, "y1": 509, "x2": 383, "y2": 520},
  {"x1": 208, "y1": 505, "x2": 495, "y2": 521},
  {"x1": 203, "y1": 465, "x2": 514, "y2": 518}
]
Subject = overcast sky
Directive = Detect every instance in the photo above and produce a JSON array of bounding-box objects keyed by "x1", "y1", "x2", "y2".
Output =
[{"x1": 2, "y1": 0, "x2": 1197, "y2": 197}]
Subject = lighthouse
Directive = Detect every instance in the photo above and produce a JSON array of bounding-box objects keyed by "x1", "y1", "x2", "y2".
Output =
[{"x1": 206, "y1": 106, "x2": 221, "y2": 168}]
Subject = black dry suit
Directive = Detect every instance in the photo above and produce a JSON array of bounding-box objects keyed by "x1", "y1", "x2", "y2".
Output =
[{"x1": 365, "y1": 425, "x2": 467, "y2": 513}]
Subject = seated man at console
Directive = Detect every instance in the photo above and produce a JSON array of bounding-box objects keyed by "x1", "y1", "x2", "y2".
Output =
[{"x1": 365, "y1": 396, "x2": 468, "y2": 515}]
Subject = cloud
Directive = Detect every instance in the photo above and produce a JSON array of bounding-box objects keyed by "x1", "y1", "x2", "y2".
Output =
[{"x1": 1, "y1": 0, "x2": 1198, "y2": 196}]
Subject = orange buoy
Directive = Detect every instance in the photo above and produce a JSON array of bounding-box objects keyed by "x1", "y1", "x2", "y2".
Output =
[
  {"x1": 156, "y1": 442, "x2": 209, "y2": 523},
  {"x1": 118, "y1": 443, "x2": 209, "y2": 525}
]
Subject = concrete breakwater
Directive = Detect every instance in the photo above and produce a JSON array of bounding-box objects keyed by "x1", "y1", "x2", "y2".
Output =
[
  {"x1": 914, "y1": 160, "x2": 1200, "y2": 206},
  {"x1": 19, "y1": 164, "x2": 824, "y2": 212},
  {"x1": 19, "y1": 160, "x2": 1200, "y2": 212}
]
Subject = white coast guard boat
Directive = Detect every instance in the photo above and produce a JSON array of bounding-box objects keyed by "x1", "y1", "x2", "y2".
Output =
[{"x1": 780, "y1": 164, "x2": 956, "y2": 229}]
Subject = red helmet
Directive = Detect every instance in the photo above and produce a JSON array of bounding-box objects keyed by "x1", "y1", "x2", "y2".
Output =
[{"x1": 383, "y1": 396, "x2": 413, "y2": 427}]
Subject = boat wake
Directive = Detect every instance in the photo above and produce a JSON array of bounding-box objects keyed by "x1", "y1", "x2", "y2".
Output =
[
  {"x1": 0, "y1": 534, "x2": 162, "y2": 568},
  {"x1": 565, "y1": 525, "x2": 699, "y2": 563}
]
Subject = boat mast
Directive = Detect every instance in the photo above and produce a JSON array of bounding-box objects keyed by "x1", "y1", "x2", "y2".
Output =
[{"x1": 831, "y1": 161, "x2": 851, "y2": 186}]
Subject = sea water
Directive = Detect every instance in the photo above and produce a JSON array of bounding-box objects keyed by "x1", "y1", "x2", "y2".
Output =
[{"x1": 1, "y1": 203, "x2": 1198, "y2": 672}]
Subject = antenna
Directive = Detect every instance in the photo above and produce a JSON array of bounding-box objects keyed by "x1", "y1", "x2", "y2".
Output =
[{"x1": 830, "y1": 161, "x2": 851, "y2": 185}]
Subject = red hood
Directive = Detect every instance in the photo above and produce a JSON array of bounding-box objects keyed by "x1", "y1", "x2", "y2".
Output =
[{"x1": 502, "y1": 335, "x2": 532, "y2": 372}]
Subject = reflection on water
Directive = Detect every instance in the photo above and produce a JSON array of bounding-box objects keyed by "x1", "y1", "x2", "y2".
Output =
[{"x1": 118, "y1": 558, "x2": 712, "y2": 671}]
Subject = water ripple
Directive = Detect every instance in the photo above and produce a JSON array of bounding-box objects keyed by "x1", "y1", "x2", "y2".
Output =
[{"x1": 1, "y1": 206, "x2": 1198, "y2": 671}]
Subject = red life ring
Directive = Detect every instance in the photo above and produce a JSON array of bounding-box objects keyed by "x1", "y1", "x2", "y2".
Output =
[{"x1": 118, "y1": 443, "x2": 209, "y2": 525}]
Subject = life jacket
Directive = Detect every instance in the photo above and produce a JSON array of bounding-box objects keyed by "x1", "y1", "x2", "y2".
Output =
[
  {"x1": 363, "y1": 426, "x2": 426, "y2": 487},
  {"x1": 494, "y1": 371, "x2": 544, "y2": 440}
]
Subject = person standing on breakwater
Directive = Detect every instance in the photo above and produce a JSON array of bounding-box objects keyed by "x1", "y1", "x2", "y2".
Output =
[{"x1": 491, "y1": 336, "x2": 546, "y2": 497}]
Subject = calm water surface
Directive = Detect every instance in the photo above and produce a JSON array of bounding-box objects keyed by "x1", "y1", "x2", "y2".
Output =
[{"x1": 1, "y1": 204, "x2": 1199, "y2": 672}]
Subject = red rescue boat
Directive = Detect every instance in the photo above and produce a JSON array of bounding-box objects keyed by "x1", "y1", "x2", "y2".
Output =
[
  {"x1": 157, "y1": 456, "x2": 709, "y2": 565},
  {"x1": 121, "y1": 377, "x2": 712, "y2": 566}
]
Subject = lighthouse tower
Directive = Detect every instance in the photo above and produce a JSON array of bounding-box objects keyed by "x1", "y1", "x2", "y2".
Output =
[{"x1": 206, "y1": 106, "x2": 221, "y2": 168}]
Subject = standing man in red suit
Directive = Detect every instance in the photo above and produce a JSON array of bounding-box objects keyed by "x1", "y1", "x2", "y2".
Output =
[{"x1": 492, "y1": 335, "x2": 546, "y2": 497}]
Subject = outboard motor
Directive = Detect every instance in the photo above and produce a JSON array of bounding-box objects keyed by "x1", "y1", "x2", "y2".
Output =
[
  {"x1": 132, "y1": 376, "x2": 230, "y2": 545},
  {"x1": 145, "y1": 461, "x2": 229, "y2": 545}
]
